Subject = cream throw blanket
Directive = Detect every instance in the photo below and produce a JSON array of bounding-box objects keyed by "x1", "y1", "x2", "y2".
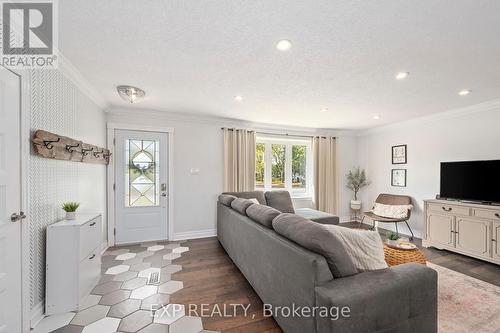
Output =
[{"x1": 372, "y1": 203, "x2": 413, "y2": 219}]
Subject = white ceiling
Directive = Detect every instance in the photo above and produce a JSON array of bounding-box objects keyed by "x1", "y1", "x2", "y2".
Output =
[{"x1": 59, "y1": 0, "x2": 500, "y2": 130}]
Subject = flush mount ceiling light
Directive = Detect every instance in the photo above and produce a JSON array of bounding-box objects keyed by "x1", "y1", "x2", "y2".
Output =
[
  {"x1": 458, "y1": 89, "x2": 471, "y2": 96},
  {"x1": 117, "y1": 85, "x2": 146, "y2": 103},
  {"x1": 395, "y1": 72, "x2": 409, "y2": 80},
  {"x1": 320, "y1": 108, "x2": 329, "y2": 112},
  {"x1": 373, "y1": 115, "x2": 380, "y2": 120},
  {"x1": 234, "y1": 95, "x2": 243, "y2": 102},
  {"x1": 276, "y1": 39, "x2": 292, "y2": 51}
]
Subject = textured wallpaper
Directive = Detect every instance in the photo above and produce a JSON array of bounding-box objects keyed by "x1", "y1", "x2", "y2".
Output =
[{"x1": 28, "y1": 69, "x2": 106, "y2": 311}]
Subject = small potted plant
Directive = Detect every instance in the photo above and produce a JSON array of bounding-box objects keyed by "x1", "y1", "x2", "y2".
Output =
[
  {"x1": 346, "y1": 167, "x2": 370, "y2": 211},
  {"x1": 62, "y1": 202, "x2": 80, "y2": 220},
  {"x1": 386, "y1": 232, "x2": 400, "y2": 246}
]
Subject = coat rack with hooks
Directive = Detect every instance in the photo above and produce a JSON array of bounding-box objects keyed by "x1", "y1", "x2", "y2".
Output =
[{"x1": 32, "y1": 130, "x2": 111, "y2": 165}]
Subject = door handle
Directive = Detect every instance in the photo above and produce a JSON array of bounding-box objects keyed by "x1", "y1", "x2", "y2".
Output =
[
  {"x1": 11, "y1": 211, "x2": 27, "y2": 222},
  {"x1": 89, "y1": 254, "x2": 96, "y2": 260},
  {"x1": 495, "y1": 213, "x2": 500, "y2": 219},
  {"x1": 442, "y1": 207, "x2": 452, "y2": 212},
  {"x1": 161, "y1": 192, "x2": 167, "y2": 197}
]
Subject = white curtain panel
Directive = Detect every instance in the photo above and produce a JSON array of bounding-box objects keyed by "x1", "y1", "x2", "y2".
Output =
[
  {"x1": 223, "y1": 128, "x2": 256, "y2": 192},
  {"x1": 313, "y1": 136, "x2": 338, "y2": 214}
]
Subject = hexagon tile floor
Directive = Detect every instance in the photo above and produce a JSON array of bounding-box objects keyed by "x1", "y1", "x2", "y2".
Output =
[{"x1": 35, "y1": 240, "x2": 220, "y2": 333}]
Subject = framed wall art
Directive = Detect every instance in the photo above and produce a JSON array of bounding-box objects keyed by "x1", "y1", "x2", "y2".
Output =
[
  {"x1": 391, "y1": 169, "x2": 407, "y2": 187},
  {"x1": 392, "y1": 144, "x2": 407, "y2": 164}
]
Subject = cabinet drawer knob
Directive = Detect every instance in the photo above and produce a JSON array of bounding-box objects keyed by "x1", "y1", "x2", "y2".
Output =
[
  {"x1": 442, "y1": 207, "x2": 452, "y2": 212},
  {"x1": 89, "y1": 222, "x2": 96, "y2": 226},
  {"x1": 89, "y1": 254, "x2": 96, "y2": 260}
]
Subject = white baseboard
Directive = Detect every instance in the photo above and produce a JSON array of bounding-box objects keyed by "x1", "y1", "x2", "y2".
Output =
[
  {"x1": 339, "y1": 215, "x2": 363, "y2": 223},
  {"x1": 172, "y1": 229, "x2": 217, "y2": 241},
  {"x1": 30, "y1": 301, "x2": 45, "y2": 329},
  {"x1": 339, "y1": 216, "x2": 351, "y2": 223}
]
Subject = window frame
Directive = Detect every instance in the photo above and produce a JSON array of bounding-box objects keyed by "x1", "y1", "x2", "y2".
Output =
[{"x1": 256, "y1": 135, "x2": 313, "y2": 198}]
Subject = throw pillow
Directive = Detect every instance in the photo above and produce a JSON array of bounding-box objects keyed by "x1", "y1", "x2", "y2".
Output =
[
  {"x1": 324, "y1": 225, "x2": 388, "y2": 271},
  {"x1": 373, "y1": 203, "x2": 413, "y2": 219},
  {"x1": 248, "y1": 198, "x2": 260, "y2": 204}
]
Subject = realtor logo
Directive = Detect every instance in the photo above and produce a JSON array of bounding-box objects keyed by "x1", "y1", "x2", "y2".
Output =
[{"x1": 0, "y1": 0, "x2": 58, "y2": 68}]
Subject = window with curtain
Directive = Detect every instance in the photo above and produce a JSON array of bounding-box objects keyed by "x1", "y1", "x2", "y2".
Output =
[{"x1": 255, "y1": 135, "x2": 313, "y2": 197}]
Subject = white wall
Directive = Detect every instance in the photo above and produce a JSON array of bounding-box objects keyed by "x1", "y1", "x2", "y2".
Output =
[
  {"x1": 107, "y1": 108, "x2": 359, "y2": 238},
  {"x1": 27, "y1": 69, "x2": 106, "y2": 315},
  {"x1": 357, "y1": 104, "x2": 500, "y2": 238},
  {"x1": 337, "y1": 136, "x2": 359, "y2": 222}
]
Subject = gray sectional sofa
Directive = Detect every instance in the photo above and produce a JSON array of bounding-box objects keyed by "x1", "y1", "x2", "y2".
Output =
[
  {"x1": 223, "y1": 190, "x2": 340, "y2": 225},
  {"x1": 217, "y1": 191, "x2": 437, "y2": 333}
]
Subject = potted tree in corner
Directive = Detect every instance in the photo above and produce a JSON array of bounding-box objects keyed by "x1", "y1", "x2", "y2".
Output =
[{"x1": 346, "y1": 167, "x2": 370, "y2": 211}]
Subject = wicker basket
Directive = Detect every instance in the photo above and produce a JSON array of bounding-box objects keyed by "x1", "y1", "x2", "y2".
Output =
[{"x1": 383, "y1": 244, "x2": 427, "y2": 266}]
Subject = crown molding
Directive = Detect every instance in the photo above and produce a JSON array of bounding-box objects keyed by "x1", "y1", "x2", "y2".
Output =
[
  {"x1": 106, "y1": 105, "x2": 357, "y2": 137},
  {"x1": 357, "y1": 98, "x2": 500, "y2": 137},
  {"x1": 57, "y1": 52, "x2": 108, "y2": 110}
]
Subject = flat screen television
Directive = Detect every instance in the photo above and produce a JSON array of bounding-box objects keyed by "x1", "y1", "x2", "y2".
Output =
[{"x1": 440, "y1": 160, "x2": 500, "y2": 204}]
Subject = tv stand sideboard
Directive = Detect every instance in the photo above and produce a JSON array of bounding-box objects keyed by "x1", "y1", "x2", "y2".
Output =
[{"x1": 423, "y1": 199, "x2": 500, "y2": 265}]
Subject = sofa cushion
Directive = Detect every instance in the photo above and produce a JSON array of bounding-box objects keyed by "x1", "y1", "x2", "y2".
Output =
[
  {"x1": 231, "y1": 198, "x2": 256, "y2": 215},
  {"x1": 246, "y1": 204, "x2": 281, "y2": 228},
  {"x1": 272, "y1": 213, "x2": 358, "y2": 278},
  {"x1": 324, "y1": 225, "x2": 388, "y2": 271},
  {"x1": 265, "y1": 191, "x2": 295, "y2": 213},
  {"x1": 295, "y1": 208, "x2": 339, "y2": 225},
  {"x1": 218, "y1": 194, "x2": 237, "y2": 207},
  {"x1": 223, "y1": 191, "x2": 267, "y2": 205}
]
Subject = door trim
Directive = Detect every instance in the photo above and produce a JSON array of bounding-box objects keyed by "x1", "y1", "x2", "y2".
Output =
[
  {"x1": 107, "y1": 123, "x2": 174, "y2": 246},
  {"x1": 1, "y1": 65, "x2": 30, "y2": 332}
]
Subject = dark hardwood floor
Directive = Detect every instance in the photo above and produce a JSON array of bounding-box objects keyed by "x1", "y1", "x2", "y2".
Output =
[
  {"x1": 170, "y1": 223, "x2": 500, "y2": 333},
  {"x1": 170, "y1": 237, "x2": 282, "y2": 332}
]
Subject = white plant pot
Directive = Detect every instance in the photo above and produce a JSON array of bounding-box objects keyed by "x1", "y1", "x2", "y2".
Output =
[
  {"x1": 350, "y1": 200, "x2": 362, "y2": 210},
  {"x1": 65, "y1": 211, "x2": 76, "y2": 220},
  {"x1": 386, "y1": 239, "x2": 399, "y2": 247}
]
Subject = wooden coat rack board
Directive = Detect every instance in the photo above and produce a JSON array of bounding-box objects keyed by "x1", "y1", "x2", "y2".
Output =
[{"x1": 32, "y1": 130, "x2": 111, "y2": 165}]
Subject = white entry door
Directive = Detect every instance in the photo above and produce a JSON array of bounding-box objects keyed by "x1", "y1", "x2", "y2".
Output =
[
  {"x1": 0, "y1": 67, "x2": 23, "y2": 332},
  {"x1": 115, "y1": 130, "x2": 169, "y2": 244}
]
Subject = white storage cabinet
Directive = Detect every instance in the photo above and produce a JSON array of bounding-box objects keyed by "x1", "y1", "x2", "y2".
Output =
[{"x1": 45, "y1": 214, "x2": 102, "y2": 315}]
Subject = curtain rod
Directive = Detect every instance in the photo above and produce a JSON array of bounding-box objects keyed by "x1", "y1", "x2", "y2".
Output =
[{"x1": 221, "y1": 127, "x2": 334, "y2": 139}]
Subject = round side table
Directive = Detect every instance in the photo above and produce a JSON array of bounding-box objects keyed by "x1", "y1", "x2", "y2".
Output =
[{"x1": 383, "y1": 244, "x2": 427, "y2": 266}]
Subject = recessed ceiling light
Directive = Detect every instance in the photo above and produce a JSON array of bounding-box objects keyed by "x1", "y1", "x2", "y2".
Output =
[
  {"x1": 320, "y1": 108, "x2": 328, "y2": 112},
  {"x1": 373, "y1": 115, "x2": 380, "y2": 120},
  {"x1": 234, "y1": 95, "x2": 243, "y2": 102},
  {"x1": 276, "y1": 39, "x2": 292, "y2": 51},
  {"x1": 458, "y1": 89, "x2": 471, "y2": 96},
  {"x1": 395, "y1": 72, "x2": 409, "y2": 80}
]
